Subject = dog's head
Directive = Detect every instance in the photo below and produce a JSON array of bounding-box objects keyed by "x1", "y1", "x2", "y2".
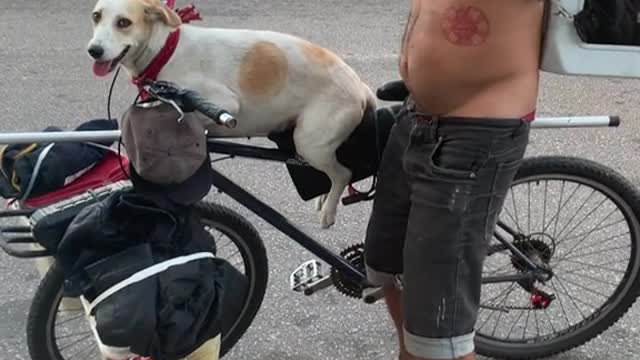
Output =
[{"x1": 87, "y1": 0, "x2": 181, "y2": 77}]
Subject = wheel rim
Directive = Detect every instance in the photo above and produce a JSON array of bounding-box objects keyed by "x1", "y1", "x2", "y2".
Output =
[
  {"x1": 477, "y1": 172, "x2": 640, "y2": 347},
  {"x1": 43, "y1": 217, "x2": 257, "y2": 360}
]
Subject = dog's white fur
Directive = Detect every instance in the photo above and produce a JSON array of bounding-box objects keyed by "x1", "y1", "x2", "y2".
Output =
[{"x1": 88, "y1": 0, "x2": 376, "y2": 230}]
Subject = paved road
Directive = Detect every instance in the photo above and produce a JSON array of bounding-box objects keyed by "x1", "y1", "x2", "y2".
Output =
[{"x1": 2, "y1": 1, "x2": 640, "y2": 359}]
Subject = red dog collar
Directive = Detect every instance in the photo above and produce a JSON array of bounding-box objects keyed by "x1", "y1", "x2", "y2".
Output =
[{"x1": 131, "y1": 3, "x2": 202, "y2": 99}]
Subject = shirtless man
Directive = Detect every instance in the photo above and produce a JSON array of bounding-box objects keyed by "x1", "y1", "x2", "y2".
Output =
[{"x1": 363, "y1": 1, "x2": 547, "y2": 359}]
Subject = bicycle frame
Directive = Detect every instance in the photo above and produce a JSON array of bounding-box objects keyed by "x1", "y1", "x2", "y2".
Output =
[
  {"x1": 0, "y1": 113, "x2": 620, "y2": 295},
  {"x1": 205, "y1": 139, "x2": 550, "y2": 288}
]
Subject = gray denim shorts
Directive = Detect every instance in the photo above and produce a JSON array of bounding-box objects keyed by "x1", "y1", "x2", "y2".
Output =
[{"x1": 364, "y1": 98, "x2": 530, "y2": 359}]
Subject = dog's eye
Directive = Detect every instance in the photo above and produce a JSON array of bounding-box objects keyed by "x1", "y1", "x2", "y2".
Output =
[
  {"x1": 117, "y1": 18, "x2": 132, "y2": 28},
  {"x1": 92, "y1": 12, "x2": 101, "y2": 23}
]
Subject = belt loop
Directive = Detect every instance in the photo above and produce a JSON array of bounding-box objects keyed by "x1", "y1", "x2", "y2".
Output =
[
  {"x1": 430, "y1": 115, "x2": 440, "y2": 141},
  {"x1": 512, "y1": 119, "x2": 525, "y2": 139}
]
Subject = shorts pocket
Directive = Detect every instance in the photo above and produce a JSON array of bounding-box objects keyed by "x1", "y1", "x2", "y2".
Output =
[{"x1": 428, "y1": 135, "x2": 489, "y2": 181}]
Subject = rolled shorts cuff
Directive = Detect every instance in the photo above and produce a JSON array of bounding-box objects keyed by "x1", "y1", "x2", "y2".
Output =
[
  {"x1": 365, "y1": 264, "x2": 400, "y2": 287},
  {"x1": 404, "y1": 328, "x2": 475, "y2": 359}
]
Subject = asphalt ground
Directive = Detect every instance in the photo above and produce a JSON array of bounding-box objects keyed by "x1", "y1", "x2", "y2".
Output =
[{"x1": 1, "y1": 1, "x2": 640, "y2": 359}]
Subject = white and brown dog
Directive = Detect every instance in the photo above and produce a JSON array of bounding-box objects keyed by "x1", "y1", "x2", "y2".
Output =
[{"x1": 87, "y1": 0, "x2": 376, "y2": 229}]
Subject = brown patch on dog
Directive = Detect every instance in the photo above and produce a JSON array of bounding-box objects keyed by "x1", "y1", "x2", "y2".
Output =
[
  {"x1": 238, "y1": 41, "x2": 288, "y2": 97},
  {"x1": 301, "y1": 41, "x2": 338, "y2": 66}
]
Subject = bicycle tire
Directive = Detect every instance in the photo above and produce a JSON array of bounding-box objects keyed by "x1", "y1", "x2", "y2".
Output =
[
  {"x1": 476, "y1": 155, "x2": 640, "y2": 359},
  {"x1": 26, "y1": 201, "x2": 269, "y2": 360}
]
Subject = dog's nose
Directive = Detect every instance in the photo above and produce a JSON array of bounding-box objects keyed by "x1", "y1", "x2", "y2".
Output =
[{"x1": 87, "y1": 45, "x2": 104, "y2": 60}]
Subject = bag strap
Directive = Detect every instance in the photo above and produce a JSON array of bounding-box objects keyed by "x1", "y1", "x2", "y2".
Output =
[
  {"x1": 19, "y1": 141, "x2": 118, "y2": 201},
  {"x1": 19, "y1": 143, "x2": 55, "y2": 201},
  {"x1": 86, "y1": 251, "x2": 215, "y2": 315}
]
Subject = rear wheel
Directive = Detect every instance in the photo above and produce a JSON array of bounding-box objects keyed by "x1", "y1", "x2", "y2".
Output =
[
  {"x1": 476, "y1": 156, "x2": 640, "y2": 359},
  {"x1": 26, "y1": 201, "x2": 268, "y2": 360}
]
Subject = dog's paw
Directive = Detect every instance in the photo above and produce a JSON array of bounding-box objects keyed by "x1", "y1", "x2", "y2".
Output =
[
  {"x1": 319, "y1": 207, "x2": 336, "y2": 229},
  {"x1": 314, "y1": 194, "x2": 328, "y2": 212}
]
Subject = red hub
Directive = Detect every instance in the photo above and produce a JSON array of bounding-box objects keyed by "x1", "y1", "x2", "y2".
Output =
[{"x1": 530, "y1": 292, "x2": 553, "y2": 309}]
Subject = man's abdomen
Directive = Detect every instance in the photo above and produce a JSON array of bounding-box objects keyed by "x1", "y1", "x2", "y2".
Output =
[{"x1": 400, "y1": 0, "x2": 546, "y2": 118}]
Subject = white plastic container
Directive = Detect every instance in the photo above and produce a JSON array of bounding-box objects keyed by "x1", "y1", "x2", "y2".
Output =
[{"x1": 540, "y1": 0, "x2": 640, "y2": 78}]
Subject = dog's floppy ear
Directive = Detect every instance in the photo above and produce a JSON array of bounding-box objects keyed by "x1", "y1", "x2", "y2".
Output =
[{"x1": 142, "y1": 0, "x2": 182, "y2": 28}]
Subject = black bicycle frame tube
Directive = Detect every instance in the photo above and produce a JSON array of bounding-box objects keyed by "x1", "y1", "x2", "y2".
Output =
[
  {"x1": 208, "y1": 167, "x2": 369, "y2": 285},
  {"x1": 207, "y1": 139, "x2": 296, "y2": 164}
]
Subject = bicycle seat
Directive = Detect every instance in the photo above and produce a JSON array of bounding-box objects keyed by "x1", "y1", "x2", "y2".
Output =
[{"x1": 376, "y1": 80, "x2": 409, "y2": 102}]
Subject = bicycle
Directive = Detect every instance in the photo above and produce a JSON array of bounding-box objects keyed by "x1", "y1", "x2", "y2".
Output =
[{"x1": 1, "y1": 79, "x2": 639, "y2": 360}]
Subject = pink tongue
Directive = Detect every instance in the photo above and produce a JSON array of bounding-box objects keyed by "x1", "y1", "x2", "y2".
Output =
[{"x1": 93, "y1": 61, "x2": 112, "y2": 77}]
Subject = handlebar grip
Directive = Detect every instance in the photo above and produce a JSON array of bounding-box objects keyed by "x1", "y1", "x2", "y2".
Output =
[{"x1": 182, "y1": 90, "x2": 237, "y2": 129}]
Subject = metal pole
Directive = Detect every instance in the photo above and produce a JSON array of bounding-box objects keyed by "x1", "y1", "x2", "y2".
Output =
[
  {"x1": 0, "y1": 131, "x2": 121, "y2": 144},
  {"x1": 531, "y1": 115, "x2": 619, "y2": 128},
  {"x1": 0, "y1": 116, "x2": 621, "y2": 145}
]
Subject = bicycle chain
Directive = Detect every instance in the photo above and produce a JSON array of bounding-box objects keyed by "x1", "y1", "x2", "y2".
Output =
[{"x1": 482, "y1": 303, "x2": 539, "y2": 311}]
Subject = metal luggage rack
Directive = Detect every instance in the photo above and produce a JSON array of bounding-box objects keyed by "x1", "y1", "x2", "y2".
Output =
[{"x1": 0, "y1": 180, "x2": 133, "y2": 258}]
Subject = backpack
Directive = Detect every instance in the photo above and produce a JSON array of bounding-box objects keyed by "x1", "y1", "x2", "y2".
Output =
[
  {"x1": 574, "y1": 0, "x2": 640, "y2": 45},
  {"x1": 0, "y1": 118, "x2": 118, "y2": 201}
]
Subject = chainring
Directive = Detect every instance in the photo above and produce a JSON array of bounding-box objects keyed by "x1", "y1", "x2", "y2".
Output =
[{"x1": 330, "y1": 242, "x2": 366, "y2": 299}]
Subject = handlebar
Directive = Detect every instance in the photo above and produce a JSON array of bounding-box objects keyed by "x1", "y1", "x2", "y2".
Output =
[{"x1": 142, "y1": 79, "x2": 237, "y2": 129}]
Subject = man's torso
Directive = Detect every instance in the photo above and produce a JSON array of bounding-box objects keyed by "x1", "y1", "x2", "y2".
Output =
[{"x1": 400, "y1": 0, "x2": 547, "y2": 118}]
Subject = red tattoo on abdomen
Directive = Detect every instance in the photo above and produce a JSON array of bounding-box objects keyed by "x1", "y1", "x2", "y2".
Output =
[{"x1": 441, "y1": 5, "x2": 490, "y2": 46}]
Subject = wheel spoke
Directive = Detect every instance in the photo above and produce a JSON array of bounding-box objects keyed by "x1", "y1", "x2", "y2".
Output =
[
  {"x1": 510, "y1": 186, "x2": 523, "y2": 233},
  {"x1": 560, "y1": 269, "x2": 621, "y2": 287},
  {"x1": 56, "y1": 330, "x2": 94, "y2": 341},
  {"x1": 491, "y1": 283, "x2": 519, "y2": 337},
  {"x1": 559, "y1": 258, "x2": 626, "y2": 274},
  {"x1": 555, "y1": 205, "x2": 617, "y2": 250},
  {"x1": 553, "y1": 189, "x2": 598, "y2": 240},
  {"x1": 522, "y1": 307, "x2": 532, "y2": 340},
  {"x1": 552, "y1": 277, "x2": 600, "y2": 313},
  {"x1": 528, "y1": 181, "x2": 532, "y2": 234},
  {"x1": 542, "y1": 305, "x2": 557, "y2": 334},
  {"x1": 559, "y1": 243, "x2": 630, "y2": 262},
  {"x1": 555, "y1": 231, "x2": 630, "y2": 263},
  {"x1": 477, "y1": 305, "x2": 500, "y2": 333},
  {"x1": 534, "y1": 308, "x2": 541, "y2": 338},
  {"x1": 555, "y1": 273, "x2": 611, "y2": 299},
  {"x1": 58, "y1": 333, "x2": 95, "y2": 351},
  {"x1": 558, "y1": 218, "x2": 627, "y2": 244},
  {"x1": 56, "y1": 313, "x2": 86, "y2": 326},
  {"x1": 506, "y1": 308, "x2": 526, "y2": 339},
  {"x1": 66, "y1": 340, "x2": 98, "y2": 359},
  {"x1": 542, "y1": 180, "x2": 549, "y2": 232},
  {"x1": 484, "y1": 261, "x2": 514, "y2": 276},
  {"x1": 553, "y1": 228, "x2": 628, "y2": 266},
  {"x1": 548, "y1": 278, "x2": 574, "y2": 325}
]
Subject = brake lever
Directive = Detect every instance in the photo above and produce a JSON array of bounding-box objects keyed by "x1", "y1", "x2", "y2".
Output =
[{"x1": 143, "y1": 80, "x2": 186, "y2": 123}]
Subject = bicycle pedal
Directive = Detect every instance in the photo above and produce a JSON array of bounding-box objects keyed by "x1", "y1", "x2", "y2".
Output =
[
  {"x1": 362, "y1": 286, "x2": 384, "y2": 304},
  {"x1": 290, "y1": 260, "x2": 325, "y2": 293}
]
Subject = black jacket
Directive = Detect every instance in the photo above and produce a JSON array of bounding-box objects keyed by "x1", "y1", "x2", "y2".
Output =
[{"x1": 56, "y1": 190, "x2": 231, "y2": 360}]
